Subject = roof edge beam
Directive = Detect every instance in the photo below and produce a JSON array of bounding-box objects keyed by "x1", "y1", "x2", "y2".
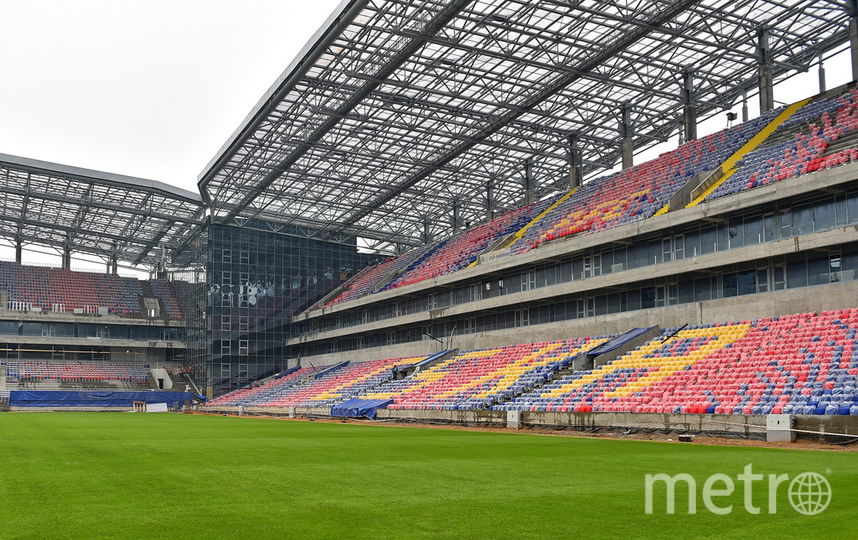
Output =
[{"x1": 217, "y1": 0, "x2": 474, "y2": 223}]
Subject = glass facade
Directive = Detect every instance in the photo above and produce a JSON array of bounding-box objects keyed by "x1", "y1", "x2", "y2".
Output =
[
  {"x1": 0, "y1": 320, "x2": 185, "y2": 341},
  {"x1": 181, "y1": 219, "x2": 378, "y2": 396}
]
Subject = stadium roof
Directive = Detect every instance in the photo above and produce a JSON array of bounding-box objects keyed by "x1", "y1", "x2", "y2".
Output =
[
  {"x1": 0, "y1": 153, "x2": 204, "y2": 266},
  {"x1": 198, "y1": 0, "x2": 852, "y2": 251}
]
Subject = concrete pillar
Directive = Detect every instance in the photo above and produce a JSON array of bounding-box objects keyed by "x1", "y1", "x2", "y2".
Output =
[
  {"x1": 14, "y1": 237, "x2": 22, "y2": 264},
  {"x1": 485, "y1": 180, "x2": 495, "y2": 221},
  {"x1": 523, "y1": 158, "x2": 534, "y2": 205},
  {"x1": 681, "y1": 70, "x2": 697, "y2": 142},
  {"x1": 818, "y1": 52, "x2": 826, "y2": 94},
  {"x1": 109, "y1": 254, "x2": 118, "y2": 276},
  {"x1": 566, "y1": 133, "x2": 583, "y2": 190},
  {"x1": 619, "y1": 103, "x2": 634, "y2": 170},
  {"x1": 757, "y1": 28, "x2": 774, "y2": 113},
  {"x1": 742, "y1": 90, "x2": 749, "y2": 124}
]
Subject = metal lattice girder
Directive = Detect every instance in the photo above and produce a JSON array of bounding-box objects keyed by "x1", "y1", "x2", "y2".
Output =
[
  {"x1": 199, "y1": 0, "x2": 850, "y2": 249},
  {"x1": 0, "y1": 153, "x2": 204, "y2": 266}
]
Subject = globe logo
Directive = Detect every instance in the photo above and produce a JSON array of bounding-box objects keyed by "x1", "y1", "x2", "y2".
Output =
[{"x1": 788, "y1": 472, "x2": 831, "y2": 515}]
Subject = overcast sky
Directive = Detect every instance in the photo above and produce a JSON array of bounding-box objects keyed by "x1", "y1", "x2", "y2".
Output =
[
  {"x1": 0, "y1": 1, "x2": 853, "y2": 271},
  {"x1": 0, "y1": 0, "x2": 343, "y2": 193}
]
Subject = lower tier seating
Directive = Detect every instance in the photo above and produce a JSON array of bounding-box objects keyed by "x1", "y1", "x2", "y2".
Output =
[
  {"x1": 362, "y1": 337, "x2": 610, "y2": 410},
  {"x1": 495, "y1": 309, "x2": 858, "y2": 415},
  {"x1": 205, "y1": 309, "x2": 858, "y2": 416},
  {"x1": 206, "y1": 366, "x2": 319, "y2": 406},
  {"x1": 260, "y1": 356, "x2": 426, "y2": 407}
]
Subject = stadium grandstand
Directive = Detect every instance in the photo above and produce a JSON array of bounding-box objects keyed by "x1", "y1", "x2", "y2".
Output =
[{"x1": 2, "y1": 0, "x2": 858, "y2": 442}]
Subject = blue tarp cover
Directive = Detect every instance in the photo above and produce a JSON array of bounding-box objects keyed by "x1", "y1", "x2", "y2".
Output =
[
  {"x1": 330, "y1": 398, "x2": 393, "y2": 419},
  {"x1": 586, "y1": 327, "x2": 656, "y2": 356},
  {"x1": 414, "y1": 350, "x2": 449, "y2": 368},
  {"x1": 9, "y1": 390, "x2": 200, "y2": 408},
  {"x1": 314, "y1": 361, "x2": 349, "y2": 379},
  {"x1": 274, "y1": 366, "x2": 300, "y2": 379}
]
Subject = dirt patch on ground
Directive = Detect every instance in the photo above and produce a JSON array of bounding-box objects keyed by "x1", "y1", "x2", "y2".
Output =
[{"x1": 189, "y1": 411, "x2": 858, "y2": 452}]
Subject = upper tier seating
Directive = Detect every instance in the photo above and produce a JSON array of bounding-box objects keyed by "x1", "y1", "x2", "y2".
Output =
[
  {"x1": 380, "y1": 198, "x2": 558, "y2": 292},
  {"x1": 149, "y1": 280, "x2": 184, "y2": 320},
  {"x1": 0, "y1": 261, "x2": 184, "y2": 319},
  {"x1": 509, "y1": 110, "x2": 780, "y2": 254},
  {"x1": 708, "y1": 88, "x2": 858, "y2": 200},
  {"x1": 362, "y1": 337, "x2": 609, "y2": 410},
  {"x1": 312, "y1": 246, "x2": 430, "y2": 310},
  {"x1": 297, "y1": 106, "x2": 795, "y2": 316},
  {"x1": 6, "y1": 360, "x2": 149, "y2": 385},
  {"x1": 206, "y1": 366, "x2": 320, "y2": 406},
  {"x1": 495, "y1": 309, "x2": 858, "y2": 415}
]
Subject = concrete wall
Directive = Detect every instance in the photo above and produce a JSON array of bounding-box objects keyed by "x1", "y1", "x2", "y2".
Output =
[
  {"x1": 199, "y1": 406, "x2": 858, "y2": 441},
  {"x1": 295, "y1": 280, "x2": 858, "y2": 366},
  {"x1": 298, "y1": 340, "x2": 448, "y2": 367}
]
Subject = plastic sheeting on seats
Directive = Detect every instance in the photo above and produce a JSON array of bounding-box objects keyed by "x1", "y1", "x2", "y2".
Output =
[{"x1": 330, "y1": 398, "x2": 393, "y2": 419}]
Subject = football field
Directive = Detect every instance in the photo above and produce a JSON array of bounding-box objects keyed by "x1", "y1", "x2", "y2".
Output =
[{"x1": 0, "y1": 413, "x2": 855, "y2": 539}]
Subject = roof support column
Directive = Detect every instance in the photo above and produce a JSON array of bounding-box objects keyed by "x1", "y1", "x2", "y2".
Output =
[
  {"x1": 566, "y1": 133, "x2": 582, "y2": 190},
  {"x1": 681, "y1": 70, "x2": 697, "y2": 142},
  {"x1": 451, "y1": 199, "x2": 461, "y2": 231},
  {"x1": 742, "y1": 90, "x2": 749, "y2": 123},
  {"x1": 421, "y1": 217, "x2": 431, "y2": 244},
  {"x1": 818, "y1": 52, "x2": 827, "y2": 93},
  {"x1": 523, "y1": 158, "x2": 534, "y2": 205},
  {"x1": 62, "y1": 243, "x2": 72, "y2": 270},
  {"x1": 14, "y1": 237, "x2": 22, "y2": 264},
  {"x1": 485, "y1": 180, "x2": 495, "y2": 222},
  {"x1": 620, "y1": 103, "x2": 634, "y2": 170},
  {"x1": 848, "y1": 0, "x2": 858, "y2": 81},
  {"x1": 108, "y1": 254, "x2": 118, "y2": 275},
  {"x1": 757, "y1": 28, "x2": 774, "y2": 113}
]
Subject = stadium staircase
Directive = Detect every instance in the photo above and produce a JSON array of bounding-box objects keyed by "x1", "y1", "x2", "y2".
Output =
[
  {"x1": 139, "y1": 280, "x2": 164, "y2": 320},
  {"x1": 663, "y1": 98, "x2": 812, "y2": 211},
  {"x1": 476, "y1": 189, "x2": 578, "y2": 263}
]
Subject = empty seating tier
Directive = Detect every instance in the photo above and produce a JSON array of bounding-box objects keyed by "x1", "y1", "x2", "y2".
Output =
[
  {"x1": 362, "y1": 337, "x2": 609, "y2": 410},
  {"x1": 5, "y1": 360, "x2": 149, "y2": 385},
  {"x1": 509, "y1": 110, "x2": 780, "y2": 254},
  {"x1": 262, "y1": 356, "x2": 425, "y2": 407},
  {"x1": 496, "y1": 309, "x2": 858, "y2": 415},
  {"x1": 708, "y1": 88, "x2": 858, "y2": 200},
  {"x1": 313, "y1": 246, "x2": 429, "y2": 310},
  {"x1": 206, "y1": 366, "x2": 320, "y2": 407},
  {"x1": 0, "y1": 261, "x2": 184, "y2": 319},
  {"x1": 381, "y1": 199, "x2": 557, "y2": 292}
]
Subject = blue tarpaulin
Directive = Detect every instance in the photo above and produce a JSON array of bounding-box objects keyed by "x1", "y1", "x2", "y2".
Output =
[
  {"x1": 314, "y1": 361, "x2": 349, "y2": 379},
  {"x1": 330, "y1": 398, "x2": 392, "y2": 419},
  {"x1": 9, "y1": 390, "x2": 201, "y2": 408},
  {"x1": 586, "y1": 327, "x2": 656, "y2": 356},
  {"x1": 273, "y1": 366, "x2": 299, "y2": 379}
]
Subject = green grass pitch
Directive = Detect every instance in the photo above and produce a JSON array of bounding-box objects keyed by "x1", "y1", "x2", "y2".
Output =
[{"x1": 0, "y1": 413, "x2": 856, "y2": 539}]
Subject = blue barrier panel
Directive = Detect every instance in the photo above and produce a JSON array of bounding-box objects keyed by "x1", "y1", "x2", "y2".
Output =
[
  {"x1": 9, "y1": 390, "x2": 201, "y2": 408},
  {"x1": 331, "y1": 398, "x2": 393, "y2": 419}
]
